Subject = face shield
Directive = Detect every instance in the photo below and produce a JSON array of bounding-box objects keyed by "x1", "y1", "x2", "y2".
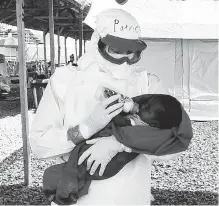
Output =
[{"x1": 98, "y1": 34, "x2": 147, "y2": 65}]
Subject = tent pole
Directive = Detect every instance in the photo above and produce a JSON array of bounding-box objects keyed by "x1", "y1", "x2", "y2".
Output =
[
  {"x1": 187, "y1": 40, "x2": 191, "y2": 112},
  {"x1": 174, "y1": 39, "x2": 184, "y2": 103},
  {"x1": 16, "y1": 0, "x2": 31, "y2": 186},
  {"x1": 79, "y1": 8, "x2": 83, "y2": 58},
  {"x1": 43, "y1": 30, "x2": 47, "y2": 76},
  {"x1": 64, "y1": 36, "x2": 67, "y2": 64},
  {"x1": 75, "y1": 37, "x2": 78, "y2": 62},
  {"x1": 36, "y1": 43, "x2": 39, "y2": 70},
  {"x1": 84, "y1": 40, "x2": 86, "y2": 53},
  {"x1": 48, "y1": 0, "x2": 55, "y2": 74},
  {"x1": 57, "y1": 30, "x2": 60, "y2": 67}
]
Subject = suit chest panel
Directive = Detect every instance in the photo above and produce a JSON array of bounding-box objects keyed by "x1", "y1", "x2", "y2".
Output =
[{"x1": 63, "y1": 72, "x2": 148, "y2": 127}]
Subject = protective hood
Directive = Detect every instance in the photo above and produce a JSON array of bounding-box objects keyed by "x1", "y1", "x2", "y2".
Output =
[{"x1": 77, "y1": 31, "x2": 146, "y2": 80}]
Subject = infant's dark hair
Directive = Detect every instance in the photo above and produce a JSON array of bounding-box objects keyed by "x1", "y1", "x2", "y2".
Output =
[{"x1": 148, "y1": 94, "x2": 182, "y2": 129}]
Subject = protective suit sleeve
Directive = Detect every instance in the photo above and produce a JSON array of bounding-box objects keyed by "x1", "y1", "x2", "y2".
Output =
[{"x1": 29, "y1": 77, "x2": 75, "y2": 159}]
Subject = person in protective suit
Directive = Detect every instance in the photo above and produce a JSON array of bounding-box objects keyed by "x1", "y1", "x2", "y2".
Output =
[
  {"x1": 68, "y1": 54, "x2": 78, "y2": 67},
  {"x1": 0, "y1": 54, "x2": 10, "y2": 96},
  {"x1": 30, "y1": 9, "x2": 193, "y2": 205}
]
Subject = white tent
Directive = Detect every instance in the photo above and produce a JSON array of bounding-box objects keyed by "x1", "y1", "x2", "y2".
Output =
[{"x1": 85, "y1": 0, "x2": 219, "y2": 121}]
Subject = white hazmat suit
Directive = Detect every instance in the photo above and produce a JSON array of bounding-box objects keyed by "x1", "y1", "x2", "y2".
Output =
[{"x1": 30, "y1": 9, "x2": 180, "y2": 205}]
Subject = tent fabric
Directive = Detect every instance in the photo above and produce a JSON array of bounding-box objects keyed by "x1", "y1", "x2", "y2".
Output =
[
  {"x1": 182, "y1": 40, "x2": 218, "y2": 121},
  {"x1": 183, "y1": 40, "x2": 218, "y2": 101},
  {"x1": 139, "y1": 39, "x2": 218, "y2": 121},
  {"x1": 85, "y1": 0, "x2": 219, "y2": 39}
]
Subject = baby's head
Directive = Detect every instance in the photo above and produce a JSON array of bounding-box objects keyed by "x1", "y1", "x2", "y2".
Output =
[{"x1": 133, "y1": 94, "x2": 182, "y2": 129}]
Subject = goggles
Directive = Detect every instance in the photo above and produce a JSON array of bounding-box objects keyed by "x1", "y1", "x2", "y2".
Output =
[{"x1": 98, "y1": 38, "x2": 147, "y2": 65}]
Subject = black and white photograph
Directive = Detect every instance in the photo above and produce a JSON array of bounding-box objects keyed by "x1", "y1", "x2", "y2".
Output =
[{"x1": 0, "y1": 0, "x2": 218, "y2": 205}]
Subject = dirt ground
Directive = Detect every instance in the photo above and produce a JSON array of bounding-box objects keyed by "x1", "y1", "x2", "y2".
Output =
[{"x1": 0, "y1": 84, "x2": 218, "y2": 205}]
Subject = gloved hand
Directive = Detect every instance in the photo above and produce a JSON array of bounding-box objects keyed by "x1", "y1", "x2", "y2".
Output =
[
  {"x1": 78, "y1": 136, "x2": 132, "y2": 176},
  {"x1": 79, "y1": 94, "x2": 124, "y2": 139}
]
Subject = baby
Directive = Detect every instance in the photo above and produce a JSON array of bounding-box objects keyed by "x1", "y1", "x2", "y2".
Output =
[{"x1": 104, "y1": 88, "x2": 182, "y2": 130}]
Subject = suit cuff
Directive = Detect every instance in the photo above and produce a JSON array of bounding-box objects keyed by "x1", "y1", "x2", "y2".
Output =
[{"x1": 67, "y1": 125, "x2": 86, "y2": 145}]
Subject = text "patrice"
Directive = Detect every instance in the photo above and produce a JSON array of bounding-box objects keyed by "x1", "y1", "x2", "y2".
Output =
[{"x1": 114, "y1": 19, "x2": 140, "y2": 33}]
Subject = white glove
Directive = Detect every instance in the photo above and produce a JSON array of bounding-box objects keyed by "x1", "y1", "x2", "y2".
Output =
[
  {"x1": 78, "y1": 136, "x2": 132, "y2": 176},
  {"x1": 80, "y1": 94, "x2": 124, "y2": 139}
]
